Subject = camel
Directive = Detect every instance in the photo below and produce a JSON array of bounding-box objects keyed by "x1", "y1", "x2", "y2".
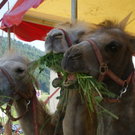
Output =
[
  {"x1": 0, "y1": 50, "x2": 58, "y2": 135},
  {"x1": 45, "y1": 21, "x2": 95, "y2": 54},
  {"x1": 45, "y1": 21, "x2": 98, "y2": 135},
  {"x1": 61, "y1": 19, "x2": 135, "y2": 135}
]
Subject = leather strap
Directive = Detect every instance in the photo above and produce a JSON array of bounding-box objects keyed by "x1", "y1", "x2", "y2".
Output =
[
  {"x1": 0, "y1": 66, "x2": 39, "y2": 134},
  {"x1": 86, "y1": 40, "x2": 133, "y2": 86},
  {"x1": 56, "y1": 29, "x2": 72, "y2": 78},
  {"x1": 0, "y1": 66, "x2": 15, "y2": 88},
  {"x1": 86, "y1": 39, "x2": 134, "y2": 103},
  {"x1": 0, "y1": 67, "x2": 30, "y2": 117},
  {"x1": 59, "y1": 29, "x2": 72, "y2": 47}
]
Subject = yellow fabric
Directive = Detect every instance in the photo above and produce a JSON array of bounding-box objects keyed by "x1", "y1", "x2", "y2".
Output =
[{"x1": 23, "y1": 0, "x2": 135, "y2": 34}]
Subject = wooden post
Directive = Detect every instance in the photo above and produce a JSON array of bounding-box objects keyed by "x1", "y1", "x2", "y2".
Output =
[{"x1": 8, "y1": 27, "x2": 11, "y2": 50}]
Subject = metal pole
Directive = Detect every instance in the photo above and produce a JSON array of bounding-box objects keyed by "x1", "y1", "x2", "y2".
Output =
[
  {"x1": 71, "y1": 0, "x2": 77, "y2": 21},
  {"x1": 8, "y1": 1, "x2": 11, "y2": 50}
]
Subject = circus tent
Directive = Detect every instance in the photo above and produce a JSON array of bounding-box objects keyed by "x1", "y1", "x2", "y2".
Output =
[{"x1": 1, "y1": 0, "x2": 135, "y2": 42}]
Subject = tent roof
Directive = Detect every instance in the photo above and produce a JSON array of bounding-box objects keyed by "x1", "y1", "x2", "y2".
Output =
[
  {"x1": 1, "y1": 0, "x2": 135, "y2": 41},
  {"x1": 25, "y1": 0, "x2": 135, "y2": 29}
]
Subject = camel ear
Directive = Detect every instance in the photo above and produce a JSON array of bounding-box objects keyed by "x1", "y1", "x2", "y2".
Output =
[
  {"x1": 118, "y1": 12, "x2": 133, "y2": 30},
  {"x1": 28, "y1": 60, "x2": 39, "y2": 72}
]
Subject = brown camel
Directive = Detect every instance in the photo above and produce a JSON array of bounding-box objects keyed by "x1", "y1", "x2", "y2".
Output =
[
  {"x1": 45, "y1": 21, "x2": 98, "y2": 135},
  {"x1": 0, "y1": 50, "x2": 57, "y2": 135},
  {"x1": 61, "y1": 19, "x2": 135, "y2": 135}
]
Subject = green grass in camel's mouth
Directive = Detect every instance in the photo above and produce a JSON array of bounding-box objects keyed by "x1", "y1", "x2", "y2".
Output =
[
  {"x1": 62, "y1": 73, "x2": 118, "y2": 119},
  {"x1": 76, "y1": 73, "x2": 118, "y2": 119},
  {"x1": 38, "y1": 53, "x2": 64, "y2": 73},
  {"x1": 38, "y1": 53, "x2": 118, "y2": 119}
]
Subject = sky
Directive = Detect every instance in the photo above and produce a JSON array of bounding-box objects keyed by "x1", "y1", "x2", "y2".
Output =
[{"x1": 0, "y1": 0, "x2": 45, "y2": 52}]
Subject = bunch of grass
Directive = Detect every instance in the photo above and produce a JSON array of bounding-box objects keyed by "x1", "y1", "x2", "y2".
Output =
[
  {"x1": 38, "y1": 53, "x2": 64, "y2": 73},
  {"x1": 38, "y1": 53, "x2": 118, "y2": 119},
  {"x1": 76, "y1": 73, "x2": 118, "y2": 119}
]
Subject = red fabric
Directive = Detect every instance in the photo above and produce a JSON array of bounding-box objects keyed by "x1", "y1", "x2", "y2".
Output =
[
  {"x1": 2, "y1": 21, "x2": 53, "y2": 41},
  {"x1": 1, "y1": 0, "x2": 44, "y2": 28},
  {"x1": 0, "y1": 0, "x2": 53, "y2": 41}
]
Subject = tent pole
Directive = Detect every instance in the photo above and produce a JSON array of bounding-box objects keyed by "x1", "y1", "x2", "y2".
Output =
[
  {"x1": 71, "y1": 0, "x2": 77, "y2": 21},
  {"x1": 7, "y1": 1, "x2": 11, "y2": 50},
  {"x1": 8, "y1": 28, "x2": 11, "y2": 50}
]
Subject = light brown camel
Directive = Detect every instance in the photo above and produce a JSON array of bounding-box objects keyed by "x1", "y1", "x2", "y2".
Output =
[
  {"x1": 0, "y1": 50, "x2": 57, "y2": 135},
  {"x1": 45, "y1": 21, "x2": 95, "y2": 54},
  {"x1": 61, "y1": 19, "x2": 135, "y2": 135},
  {"x1": 45, "y1": 21, "x2": 98, "y2": 135}
]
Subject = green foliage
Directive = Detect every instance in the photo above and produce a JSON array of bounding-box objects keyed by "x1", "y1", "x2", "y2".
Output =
[
  {"x1": 38, "y1": 53, "x2": 69, "y2": 81},
  {"x1": 76, "y1": 73, "x2": 118, "y2": 119},
  {"x1": 0, "y1": 36, "x2": 50, "y2": 94},
  {"x1": 38, "y1": 53, "x2": 63, "y2": 73}
]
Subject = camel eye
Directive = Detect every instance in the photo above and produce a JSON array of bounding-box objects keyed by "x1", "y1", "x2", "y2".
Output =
[
  {"x1": 15, "y1": 67, "x2": 24, "y2": 74},
  {"x1": 106, "y1": 41, "x2": 120, "y2": 53},
  {"x1": 53, "y1": 33, "x2": 63, "y2": 39},
  {"x1": 110, "y1": 45, "x2": 119, "y2": 51},
  {"x1": 74, "y1": 39, "x2": 80, "y2": 44}
]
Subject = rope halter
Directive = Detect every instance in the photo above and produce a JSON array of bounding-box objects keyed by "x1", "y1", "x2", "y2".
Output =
[{"x1": 86, "y1": 39, "x2": 134, "y2": 103}]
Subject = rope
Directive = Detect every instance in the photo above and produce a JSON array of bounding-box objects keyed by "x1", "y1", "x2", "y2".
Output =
[
  {"x1": 44, "y1": 87, "x2": 61, "y2": 105},
  {"x1": 14, "y1": 127, "x2": 21, "y2": 135},
  {"x1": 0, "y1": 129, "x2": 4, "y2": 134}
]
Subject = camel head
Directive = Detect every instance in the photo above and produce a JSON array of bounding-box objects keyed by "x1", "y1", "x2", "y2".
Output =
[
  {"x1": 45, "y1": 21, "x2": 94, "y2": 54},
  {"x1": 0, "y1": 50, "x2": 38, "y2": 107},
  {"x1": 62, "y1": 20, "x2": 135, "y2": 96}
]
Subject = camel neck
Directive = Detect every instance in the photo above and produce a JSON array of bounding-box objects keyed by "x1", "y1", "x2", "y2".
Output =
[
  {"x1": 13, "y1": 96, "x2": 54, "y2": 135},
  {"x1": 97, "y1": 82, "x2": 135, "y2": 135},
  {"x1": 96, "y1": 62, "x2": 135, "y2": 135}
]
